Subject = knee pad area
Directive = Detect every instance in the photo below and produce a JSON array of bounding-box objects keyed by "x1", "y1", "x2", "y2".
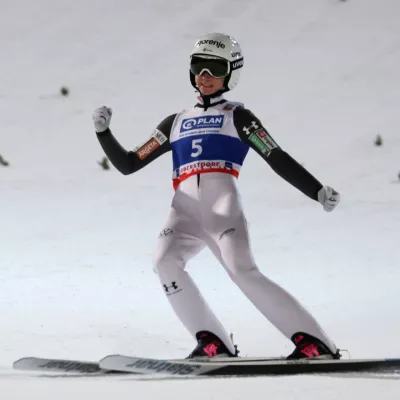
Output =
[
  {"x1": 152, "y1": 250, "x2": 185, "y2": 275},
  {"x1": 225, "y1": 263, "x2": 260, "y2": 282}
]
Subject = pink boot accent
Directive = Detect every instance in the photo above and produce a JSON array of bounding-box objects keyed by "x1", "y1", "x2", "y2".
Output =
[{"x1": 203, "y1": 343, "x2": 219, "y2": 357}]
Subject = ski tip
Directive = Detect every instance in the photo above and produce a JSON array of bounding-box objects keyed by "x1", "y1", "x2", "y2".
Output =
[
  {"x1": 98, "y1": 354, "x2": 124, "y2": 369},
  {"x1": 99, "y1": 354, "x2": 122, "y2": 363},
  {"x1": 12, "y1": 357, "x2": 104, "y2": 374},
  {"x1": 13, "y1": 357, "x2": 36, "y2": 370}
]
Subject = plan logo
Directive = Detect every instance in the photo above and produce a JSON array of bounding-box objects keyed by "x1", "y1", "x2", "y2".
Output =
[{"x1": 180, "y1": 115, "x2": 224, "y2": 132}]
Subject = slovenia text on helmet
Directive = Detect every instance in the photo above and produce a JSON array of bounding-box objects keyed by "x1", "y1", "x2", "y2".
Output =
[{"x1": 189, "y1": 33, "x2": 244, "y2": 93}]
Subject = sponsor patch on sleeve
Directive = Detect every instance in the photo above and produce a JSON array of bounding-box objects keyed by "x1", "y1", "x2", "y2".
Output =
[
  {"x1": 255, "y1": 129, "x2": 278, "y2": 153},
  {"x1": 248, "y1": 132, "x2": 267, "y2": 153},
  {"x1": 136, "y1": 137, "x2": 160, "y2": 160},
  {"x1": 152, "y1": 129, "x2": 168, "y2": 145},
  {"x1": 249, "y1": 129, "x2": 278, "y2": 155},
  {"x1": 132, "y1": 129, "x2": 168, "y2": 154}
]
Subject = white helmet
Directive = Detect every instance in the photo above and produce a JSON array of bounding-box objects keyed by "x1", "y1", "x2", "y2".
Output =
[{"x1": 189, "y1": 33, "x2": 244, "y2": 93}]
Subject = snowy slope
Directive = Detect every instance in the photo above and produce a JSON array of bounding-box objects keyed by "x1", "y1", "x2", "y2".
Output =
[{"x1": 1, "y1": 0, "x2": 400, "y2": 398}]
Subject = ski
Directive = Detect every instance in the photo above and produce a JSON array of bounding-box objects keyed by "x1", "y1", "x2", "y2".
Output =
[
  {"x1": 99, "y1": 354, "x2": 400, "y2": 377},
  {"x1": 12, "y1": 355, "x2": 280, "y2": 375},
  {"x1": 13, "y1": 357, "x2": 120, "y2": 375},
  {"x1": 14, "y1": 355, "x2": 400, "y2": 378}
]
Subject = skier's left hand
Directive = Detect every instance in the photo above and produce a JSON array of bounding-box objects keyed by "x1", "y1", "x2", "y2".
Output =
[{"x1": 317, "y1": 186, "x2": 340, "y2": 212}]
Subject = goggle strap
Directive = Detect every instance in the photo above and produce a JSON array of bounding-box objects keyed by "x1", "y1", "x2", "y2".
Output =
[{"x1": 231, "y1": 57, "x2": 244, "y2": 71}]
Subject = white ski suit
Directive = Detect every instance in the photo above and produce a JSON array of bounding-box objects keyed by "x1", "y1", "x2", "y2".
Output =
[{"x1": 96, "y1": 95, "x2": 337, "y2": 355}]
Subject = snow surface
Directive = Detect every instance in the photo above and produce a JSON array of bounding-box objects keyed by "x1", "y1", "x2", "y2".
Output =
[{"x1": 1, "y1": 0, "x2": 400, "y2": 398}]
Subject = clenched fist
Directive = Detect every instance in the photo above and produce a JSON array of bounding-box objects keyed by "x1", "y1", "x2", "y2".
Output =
[
  {"x1": 317, "y1": 186, "x2": 340, "y2": 212},
  {"x1": 92, "y1": 106, "x2": 112, "y2": 133}
]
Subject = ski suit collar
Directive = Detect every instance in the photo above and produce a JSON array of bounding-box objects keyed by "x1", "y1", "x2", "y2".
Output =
[{"x1": 195, "y1": 93, "x2": 227, "y2": 110}]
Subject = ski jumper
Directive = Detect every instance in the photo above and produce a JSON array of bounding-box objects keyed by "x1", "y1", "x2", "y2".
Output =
[{"x1": 96, "y1": 95, "x2": 337, "y2": 355}]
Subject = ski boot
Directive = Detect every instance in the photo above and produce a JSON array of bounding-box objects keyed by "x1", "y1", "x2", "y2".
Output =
[
  {"x1": 287, "y1": 332, "x2": 341, "y2": 360},
  {"x1": 187, "y1": 331, "x2": 239, "y2": 359}
]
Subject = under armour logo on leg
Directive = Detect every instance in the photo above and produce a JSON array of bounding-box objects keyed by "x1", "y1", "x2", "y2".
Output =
[
  {"x1": 159, "y1": 229, "x2": 173, "y2": 238},
  {"x1": 163, "y1": 281, "x2": 181, "y2": 295}
]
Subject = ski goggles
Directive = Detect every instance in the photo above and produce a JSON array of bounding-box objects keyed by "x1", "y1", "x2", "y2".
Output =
[{"x1": 190, "y1": 55, "x2": 230, "y2": 78}]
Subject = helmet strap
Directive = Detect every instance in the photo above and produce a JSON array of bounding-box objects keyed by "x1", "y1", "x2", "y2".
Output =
[{"x1": 222, "y1": 69, "x2": 233, "y2": 92}]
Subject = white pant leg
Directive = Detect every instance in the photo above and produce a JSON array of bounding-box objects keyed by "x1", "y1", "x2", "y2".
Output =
[
  {"x1": 199, "y1": 173, "x2": 337, "y2": 353},
  {"x1": 153, "y1": 179, "x2": 236, "y2": 353}
]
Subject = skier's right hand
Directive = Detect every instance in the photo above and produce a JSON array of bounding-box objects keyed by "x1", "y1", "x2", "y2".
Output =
[{"x1": 92, "y1": 106, "x2": 112, "y2": 133}]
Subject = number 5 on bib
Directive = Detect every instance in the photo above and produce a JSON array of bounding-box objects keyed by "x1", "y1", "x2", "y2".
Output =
[{"x1": 191, "y1": 139, "x2": 203, "y2": 157}]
